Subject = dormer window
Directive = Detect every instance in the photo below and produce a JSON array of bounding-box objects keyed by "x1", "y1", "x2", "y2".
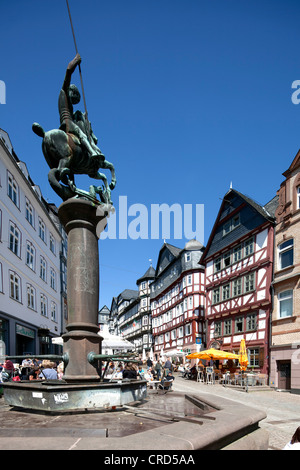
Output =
[{"x1": 222, "y1": 214, "x2": 240, "y2": 236}]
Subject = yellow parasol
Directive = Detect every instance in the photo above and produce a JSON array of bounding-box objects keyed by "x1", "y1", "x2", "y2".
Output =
[
  {"x1": 238, "y1": 339, "x2": 248, "y2": 371},
  {"x1": 186, "y1": 348, "x2": 239, "y2": 361}
]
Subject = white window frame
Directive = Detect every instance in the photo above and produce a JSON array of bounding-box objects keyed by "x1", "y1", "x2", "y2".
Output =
[
  {"x1": 278, "y1": 290, "x2": 293, "y2": 319},
  {"x1": 27, "y1": 284, "x2": 36, "y2": 310},
  {"x1": 40, "y1": 293, "x2": 47, "y2": 317},
  {"x1": 7, "y1": 172, "x2": 19, "y2": 207},
  {"x1": 10, "y1": 271, "x2": 21, "y2": 302},
  {"x1": 278, "y1": 239, "x2": 294, "y2": 270},
  {"x1": 25, "y1": 199, "x2": 34, "y2": 227},
  {"x1": 9, "y1": 222, "x2": 21, "y2": 257},
  {"x1": 38, "y1": 218, "x2": 46, "y2": 243},
  {"x1": 26, "y1": 241, "x2": 35, "y2": 270}
]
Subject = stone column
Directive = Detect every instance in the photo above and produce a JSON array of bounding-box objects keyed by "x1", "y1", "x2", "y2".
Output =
[{"x1": 58, "y1": 198, "x2": 107, "y2": 383}]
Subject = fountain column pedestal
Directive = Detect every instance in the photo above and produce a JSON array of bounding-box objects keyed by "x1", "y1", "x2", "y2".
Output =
[{"x1": 58, "y1": 198, "x2": 105, "y2": 382}]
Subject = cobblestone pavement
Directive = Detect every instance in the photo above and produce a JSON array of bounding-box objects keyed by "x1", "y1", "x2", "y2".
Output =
[
  {"x1": 1, "y1": 376, "x2": 299, "y2": 450},
  {"x1": 172, "y1": 374, "x2": 300, "y2": 450}
]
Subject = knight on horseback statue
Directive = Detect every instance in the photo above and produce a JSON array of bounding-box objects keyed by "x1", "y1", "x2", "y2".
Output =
[{"x1": 32, "y1": 53, "x2": 116, "y2": 206}]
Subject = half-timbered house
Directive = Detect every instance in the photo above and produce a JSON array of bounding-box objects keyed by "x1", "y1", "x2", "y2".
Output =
[
  {"x1": 151, "y1": 240, "x2": 206, "y2": 360},
  {"x1": 200, "y1": 188, "x2": 277, "y2": 375}
]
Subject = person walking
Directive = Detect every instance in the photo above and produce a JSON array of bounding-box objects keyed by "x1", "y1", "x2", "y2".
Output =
[
  {"x1": 146, "y1": 357, "x2": 153, "y2": 369},
  {"x1": 154, "y1": 361, "x2": 162, "y2": 380}
]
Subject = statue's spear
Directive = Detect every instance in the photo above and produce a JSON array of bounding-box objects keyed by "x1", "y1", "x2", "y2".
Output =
[{"x1": 66, "y1": 0, "x2": 91, "y2": 142}]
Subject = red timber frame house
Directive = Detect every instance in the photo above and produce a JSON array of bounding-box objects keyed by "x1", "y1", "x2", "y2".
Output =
[
  {"x1": 200, "y1": 188, "x2": 277, "y2": 375},
  {"x1": 151, "y1": 240, "x2": 206, "y2": 360}
]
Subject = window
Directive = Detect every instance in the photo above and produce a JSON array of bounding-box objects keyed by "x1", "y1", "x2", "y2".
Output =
[
  {"x1": 235, "y1": 316, "x2": 243, "y2": 333},
  {"x1": 185, "y1": 252, "x2": 191, "y2": 262},
  {"x1": 249, "y1": 348, "x2": 259, "y2": 367},
  {"x1": 223, "y1": 252, "x2": 231, "y2": 268},
  {"x1": 177, "y1": 326, "x2": 184, "y2": 338},
  {"x1": 224, "y1": 319, "x2": 231, "y2": 335},
  {"x1": 50, "y1": 268, "x2": 56, "y2": 290},
  {"x1": 223, "y1": 214, "x2": 240, "y2": 236},
  {"x1": 185, "y1": 323, "x2": 192, "y2": 336},
  {"x1": 10, "y1": 271, "x2": 21, "y2": 301},
  {"x1": 279, "y1": 290, "x2": 293, "y2": 318},
  {"x1": 233, "y1": 245, "x2": 242, "y2": 263},
  {"x1": 297, "y1": 186, "x2": 300, "y2": 210},
  {"x1": 214, "y1": 257, "x2": 221, "y2": 272},
  {"x1": 187, "y1": 275, "x2": 192, "y2": 285},
  {"x1": 143, "y1": 334, "x2": 148, "y2": 344},
  {"x1": 233, "y1": 278, "x2": 242, "y2": 297},
  {"x1": 7, "y1": 172, "x2": 19, "y2": 206},
  {"x1": 246, "y1": 313, "x2": 256, "y2": 331},
  {"x1": 40, "y1": 256, "x2": 46, "y2": 282},
  {"x1": 26, "y1": 241, "x2": 35, "y2": 270},
  {"x1": 38, "y1": 218, "x2": 46, "y2": 242},
  {"x1": 9, "y1": 222, "x2": 21, "y2": 257},
  {"x1": 49, "y1": 233, "x2": 55, "y2": 254},
  {"x1": 214, "y1": 321, "x2": 222, "y2": 337},
  {"x1": 244, "y1": 238, "x2": 254, "y2": 257},
  {"x1": 222, "y1": 284, "x2": 230, "y2": 301},
  {"x1": 25, "y1": 199, "x2": 34, "y2": 227},
  {"x1": 51, "y1": 302, "x2": 57, "y2": 321},
  {"x1": 278, "y1": 239, "x2": 294, "y2": 270},
  {"x1": 212, "y1": 288, "x2": 220, "y2": 304},
  {"x1": 40, "y1": 294, "x2": 47, "y2": 317},
  {"x1": 244, "y1": 273, "x2": 255, "y2": 293},
  {"x1": 27, "y1": 284, "x2": 35, "y2": 310}
]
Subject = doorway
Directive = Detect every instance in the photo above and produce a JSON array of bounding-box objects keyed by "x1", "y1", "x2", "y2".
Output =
[{"x1": 277, "y1": 360, "x2": 291, "y2": 390}]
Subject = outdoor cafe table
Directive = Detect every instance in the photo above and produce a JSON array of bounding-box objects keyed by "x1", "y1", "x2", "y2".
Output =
[{"x1": 147, "y1": 380, "x2": 161, "y2": 390}]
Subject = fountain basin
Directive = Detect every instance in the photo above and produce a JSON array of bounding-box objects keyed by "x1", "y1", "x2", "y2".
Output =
[{"x1": 2, "y1": 380, "x2": 147, "y2": 412}]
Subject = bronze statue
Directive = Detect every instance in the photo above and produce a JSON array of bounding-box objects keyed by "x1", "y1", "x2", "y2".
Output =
[{"x1": 32, "y1": 54, "x2": 116, "y2": 204}]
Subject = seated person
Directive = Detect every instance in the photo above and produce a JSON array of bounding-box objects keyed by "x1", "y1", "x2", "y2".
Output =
[
  {"x1": 122, "y1": 362, "x2": 137, "y2": 380},
  {"x1": 39, "y1": 361, "x2": 58, "y2": 380},
  {"x1": 137, "y1": 364, "x2": 145, "y2": 379},
  {"x1": 188, "y1": 365, "x2": 197, "y2": 380},
  {"x1": 144, "y1": 368, "x2": 154, "y2": 381},
  {"x1": 28, "y1": 365, "x2": 40, "y2": 381},
  {"x1": 159, "y1": 372, "x2": 175, "y2": 390}
]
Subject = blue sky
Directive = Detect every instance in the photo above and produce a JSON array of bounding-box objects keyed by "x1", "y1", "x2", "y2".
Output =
[{"x1": 1, "y1": 0, "x2": 300, "y2": 308}]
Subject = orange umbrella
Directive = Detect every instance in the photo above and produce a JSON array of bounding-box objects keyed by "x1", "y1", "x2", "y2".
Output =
[
  {"x1": 239, "y1": 339, "x2": 248, "y2": 371},
  {"x1": 186, "y1": 348, "x2": 239, "y2": 361}
]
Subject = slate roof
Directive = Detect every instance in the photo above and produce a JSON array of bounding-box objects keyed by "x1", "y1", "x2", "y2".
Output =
[
  {"x1": 200, "y1": 188, "x2": 277, "y2": 262},
  {"x1": 136, "y1": 266, "x2": 156, "y2": 284}
]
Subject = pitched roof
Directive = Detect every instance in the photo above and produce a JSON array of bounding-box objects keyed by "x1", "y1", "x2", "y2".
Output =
[
  {"x1": 136, "y1": 265, "x2": 156, "y2": 284},
  {"x1": 200, "y1": 188, "x2": 276, "y2": 262}
]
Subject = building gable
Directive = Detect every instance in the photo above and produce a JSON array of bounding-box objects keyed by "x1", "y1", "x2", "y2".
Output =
[
  {"x1": 155, "y1": 243, "x2": 181, "y2": 277},
  {"x1": 201, "y1": 189, "x2": 274, "y2": 262}
]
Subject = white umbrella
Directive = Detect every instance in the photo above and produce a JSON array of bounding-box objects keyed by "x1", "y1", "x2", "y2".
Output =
[
  {"x1": 52, "y1": 332, "x2": 134, "y2": 350},
  {"x1": 149, "y1": 348, "x2": 154, "y2": 361},
  {"x1": 165, "y1": 349, "x2": 185, "y2": 357}
]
